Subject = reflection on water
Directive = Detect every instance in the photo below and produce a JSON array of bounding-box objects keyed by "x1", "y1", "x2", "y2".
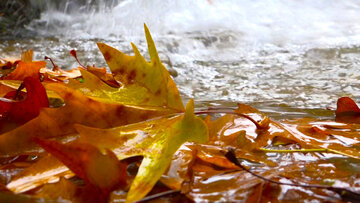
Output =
[{"x1": 2, "y1": 0, "x2": 360, "y2": 111}]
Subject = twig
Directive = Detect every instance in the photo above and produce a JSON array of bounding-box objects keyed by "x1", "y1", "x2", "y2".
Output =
[
  {"x1": 135, "y1": 190, "x2": 181, "y2": 202},
  {"x1": 224, "y1": 147, "x2": 360, "y2": 202},
  {"x1": 260, "y1": 148, "x2": 360, "y2": 160},
  {"x1": 195, "y1": 108, "x2": 266, "y2": 129}
]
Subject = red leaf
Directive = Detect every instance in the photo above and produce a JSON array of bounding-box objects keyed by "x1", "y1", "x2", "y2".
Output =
[
  {"x1": 0, "y1": 77, "x2": 49, "y2": 124},
  {"x1": 335, "y1": 97, "x2": 360, "y2": 116},
  {"x1": 34, "y1": 138, "x2": 127, "y2": 202}
]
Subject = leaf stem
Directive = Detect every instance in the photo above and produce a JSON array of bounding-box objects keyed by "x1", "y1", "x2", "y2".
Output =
[
  {"x1": 260, "y1": 148, "x2": 328, "y2": 153},
  {"x1": 195, "y1": 108, "x2": 265, "y2": 129},
  {"x1": 260, "y1": 148, "x2": 360, "y2": 160}
]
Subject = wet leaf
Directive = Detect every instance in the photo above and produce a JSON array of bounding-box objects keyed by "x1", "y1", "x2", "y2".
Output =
[
  {"x1": 35, "y1": 138, "x2": 127, "y2": 202},
  {"x1": 335, "y1": 97, "x2": 360, "y2": 123},
  {"x1": 0, "y1": 191, "x2": 56, "y2": 203},
  {"x1": 40, "y1": 68, "x2": 81, "y2": 82},
  {"x1": 0, "y1": 83, "x2": 171, "y2": 157},
  {"x1": 75, "y1": 99, "x2": 208, "y2": 202},
  {"x1": 273, "y1": 118, "x2": 360, "y2": 159},
  {"x1": 7, "y1": 155, "x2": 73, "y2": 193},
  {"x1": 96, "y1": 24, "x2": 184, "y2": 111},
  {"x1": 86, "y1": 65, "x2": 120, "y2": 88},
  {"x1": 335, "y1": 97, "x2": 360, "y2": 115},
  {"x1": 20, "y1": 50, "x2": 33, "y2": 63},
  {"x1": 0, "y1": 77, "x2": 49, "y2": 125},
  {"x1": 4, "y1": 61, "x2": 46, "y2": 80},
  {"x1": 34, "y1": 178, "x2": 77, "y2": 202}
]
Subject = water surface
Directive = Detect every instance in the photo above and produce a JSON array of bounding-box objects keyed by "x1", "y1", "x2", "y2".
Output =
[{"x1": 2, "y1": 0, "x2": 360, "y2": 115}]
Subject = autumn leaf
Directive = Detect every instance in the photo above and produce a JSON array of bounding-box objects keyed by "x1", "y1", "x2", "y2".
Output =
[
  {"x1": 0, "y1": 80, "x2": 62, "y2": 101},
  {"x1": 86, "y1": 65, "x2": 120, "y2": 88},
  {"x1": 335, "y1": 97, "x2": 360, "y2": 116},
  {"x1": 34, "y1": 178, "x2": 78, "y2": 202},
  {"x1": 7, "y1": 155, "x2": 73, "y2": 193},
  {"x1": 0, "y1": 83, "x2": 172, "y2": 157},
  {"x1": 0, "y1": 77, "x2": 49, "y2": 125},
  {"x1": 96, "y1": 24, "x2": 184, "y2": 111},
  {"x1": 335, "y1": 97, "x2": 360, "y2": 123},
  {"x1": 34, "y1": 137, "x2": 127, "y2": 202},
  {"x1": 74, "y1": 99, "x2": 207, "y2": 202},
  {"x1": 40, "y1": 67, "x2": 81, "y2": 82},
  {"x1": 66, "y1": 68, "x2": 155, "y2": 106},
  {"x1": 0, "y1": 84, "x2": 16, "y2": 97},
  {"x1": 0, "y1": 191, "x2": 55, "y2": 203},
  {"x1": 20, "y1": 50, "x2": 33, "y2": 62},
  {"x1": 3, "y1": 24, "x2": 360, "y2": 202},
  {"x1": 4, "y1": 61, "x2": 46, "y2": 80}
]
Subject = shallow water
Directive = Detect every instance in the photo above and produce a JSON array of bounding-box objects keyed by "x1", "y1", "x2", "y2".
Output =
[{"x1": 2, "y1": 0, "x2": 360, "y2": 114}]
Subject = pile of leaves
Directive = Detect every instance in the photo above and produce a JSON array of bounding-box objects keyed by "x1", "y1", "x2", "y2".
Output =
[{"x1": 0, "y1": 24, "x2": 360, "y2": 202}]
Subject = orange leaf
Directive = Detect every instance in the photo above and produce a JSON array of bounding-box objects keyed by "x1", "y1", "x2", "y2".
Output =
[
  {"x1": 35, "y1": 138, "x2": 127, "y2": 202},
  {"x1": 4, "y1": 61, "x2": 46, "y2": 80},
  {"x1": 86, "y1": 65, "x2": 120, "y2": 88},
  {"x1": 0, "y1": 83, "x2": 171, "y2": 157}
]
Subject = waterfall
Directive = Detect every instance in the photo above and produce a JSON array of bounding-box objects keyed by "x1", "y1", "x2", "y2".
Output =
[{"x1": 27, "y1": 0, "x2": 360, "y2": 47}]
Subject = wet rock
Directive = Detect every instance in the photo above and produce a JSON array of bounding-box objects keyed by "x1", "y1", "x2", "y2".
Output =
[{"x1": 0, "y1": 0, "x2": 43, "y2": 38}]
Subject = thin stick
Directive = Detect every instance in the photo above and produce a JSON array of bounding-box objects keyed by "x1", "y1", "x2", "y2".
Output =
[
  {"x1": 224, "y1": 148, "x2": 360, "y2": 202},
  {"x1": 195, "y1": 109, "x2": 265, "y2": 129},
  {"x1": 135, "y1": 190, "x2": 181, "y2": 202},
  {"x1": 260, "y1": 148, "x2": 360, "y2": 160}
]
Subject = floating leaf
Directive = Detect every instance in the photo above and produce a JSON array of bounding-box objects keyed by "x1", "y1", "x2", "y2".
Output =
[
  {"x1": 35, "y1": 138, "x2": 127, "y2": 202},
  {"x1": 0, "y1": 83, "x2": 171, "y2": 157},
  {"x1": 34, "y1": 177, "x2": 77, "y2": 202},
  {"x1": 75, "y1": 99, "x2": 208, "y2": 202},
  {"x1": 7, "y1": 155, "x2": 73, "y2": 193},
  {"x1": 270, "y1": 118, "x2": 360, "y2": 159}
]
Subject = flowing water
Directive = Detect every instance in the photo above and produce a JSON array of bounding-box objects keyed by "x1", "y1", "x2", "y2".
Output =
[{"x1": 2, "y1": 0, "x2": 360, "y2": 117}]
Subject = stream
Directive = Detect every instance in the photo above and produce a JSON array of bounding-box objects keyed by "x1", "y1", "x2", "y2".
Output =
[{"x1": 2, "y1": 0, "x2": 360, "y2": 119}]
